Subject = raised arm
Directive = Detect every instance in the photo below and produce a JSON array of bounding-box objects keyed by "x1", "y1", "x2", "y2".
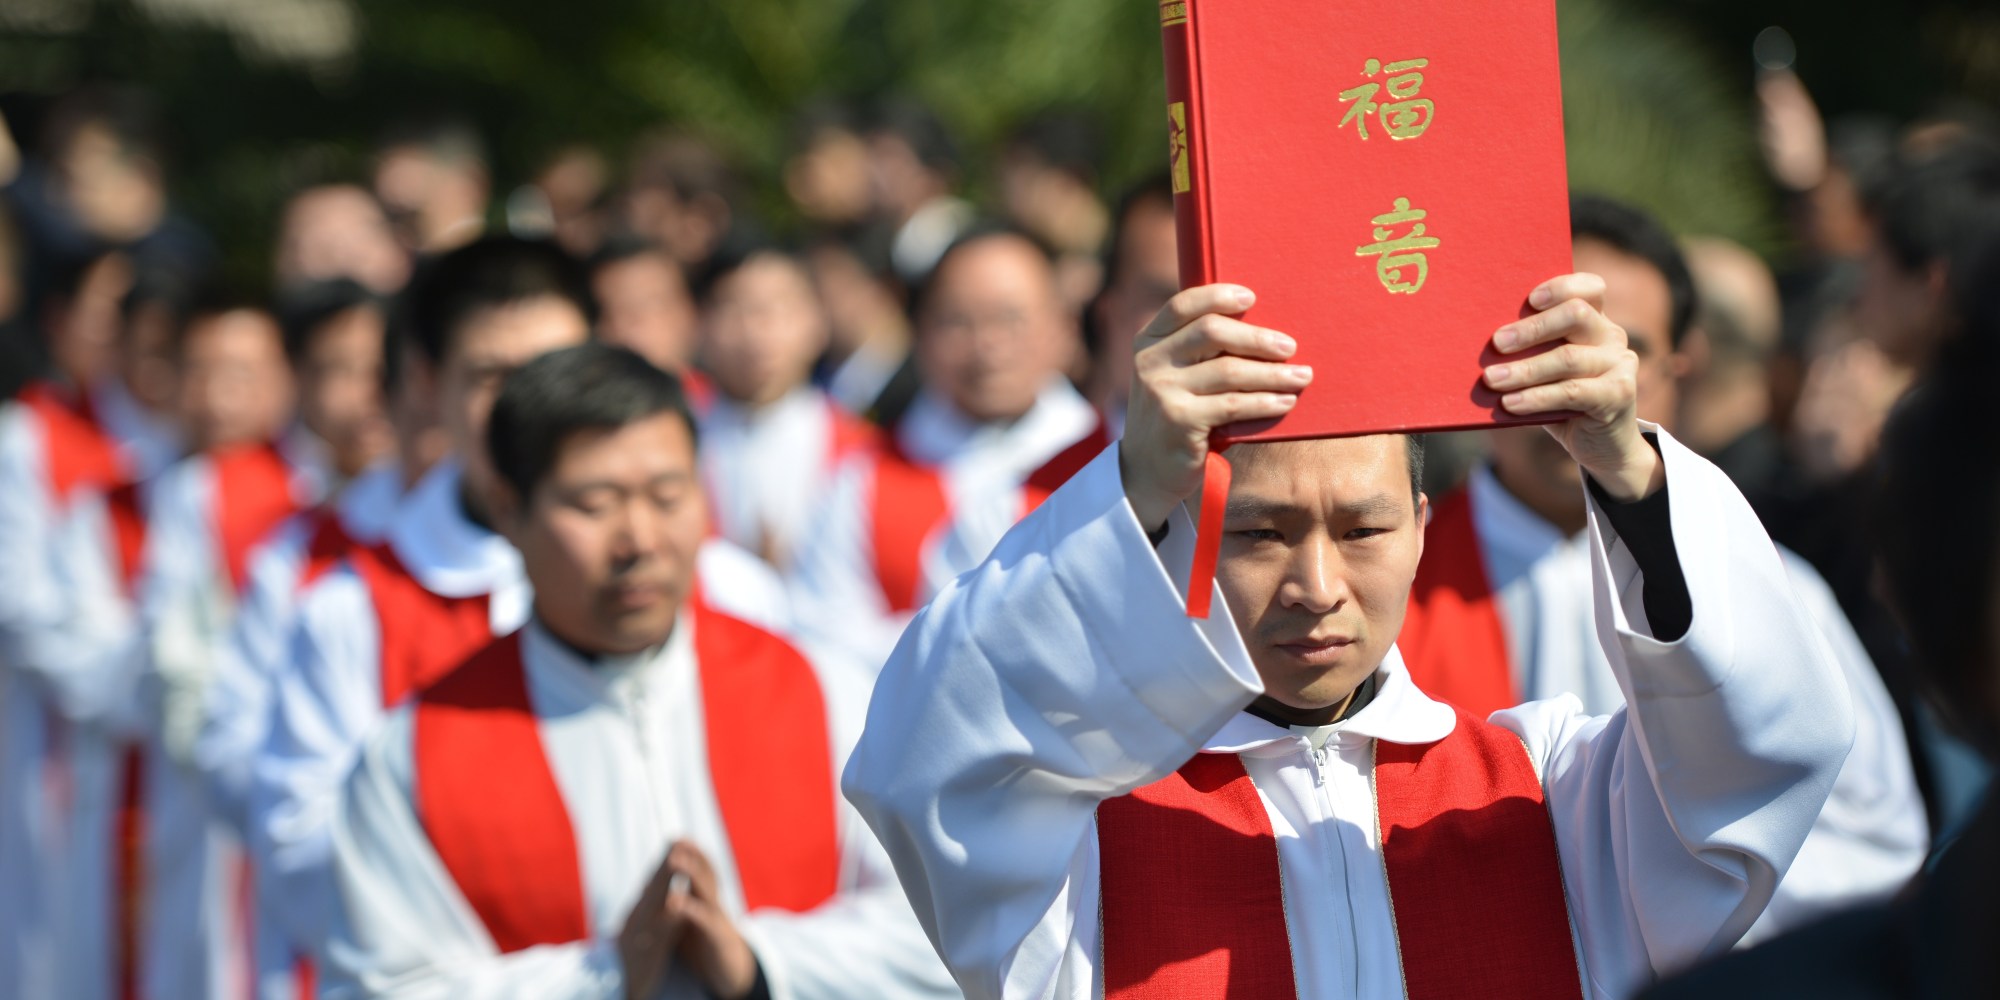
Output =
[{"x1": 843, "y1": 285, "x2": 1298, "y2": 998}]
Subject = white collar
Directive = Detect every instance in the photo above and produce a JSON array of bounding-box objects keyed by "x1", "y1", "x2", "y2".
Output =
[
  {"x1": 1466, "y1": 462, "x2": 1571, "y2": 560},
  {"x1": 701, "y1": 385, "x2": 824, "y2": 433},
  {"x1": 386, "y1": 458, "x2": 524, "y2": 599},
  {"x1": 894, "y1": 379, "x2": 1096, "y2": 473},
  {"x1": 1200, "y1": 646, "x2": 1457, "y2": 756},
  {"x1": 519, "y1": 606, "x2": 692, "y2": 708}
]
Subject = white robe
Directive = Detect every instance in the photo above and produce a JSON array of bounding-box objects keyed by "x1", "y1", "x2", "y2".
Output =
[
  {"x1": 0, "y1": 387, "x2": 164, "y2": 1000},
  {"x1": 701, "y1": 387, "x2": 857, "y2": 571},
  {"x1": 251, "y1": 458, "x2": 794, "y2": 954},
  {"x1": 1462, "y1": 463, "x2": 1928, "y2": 942},
  {"x1": 842, "y1": 428, "x2": 1854, "y2": 1000},
  {"x1": 325, "y1": 615, "x2": 959, "y2": 1000},
  {"x1": 786, "y1": 382, "x2": 1097, "y2": 671}
]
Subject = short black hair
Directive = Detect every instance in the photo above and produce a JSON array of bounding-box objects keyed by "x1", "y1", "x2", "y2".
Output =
[
  {"x1": 908, "y1": 222, "x2": 1056, "y2": 322},
  {"x1": 376, "y1": 112, "x2": 486, "y2": 169},
  {"x1": 40, "y1": 85, "x2": 167, "y2": 167},
  {"x1": 1007, "y1": 109, "x2": 1102, "y2": 184},
  {"x1": 1568, "y1": 193, "x2": 1697, "y2": 350},
  {"x1": 1873, "y1": 242, "x2": 2000, "y2": 752},
  {"x1": 588, "y1": 234, "x2": 673, "y2": 273},
  {"x1": 400, "y1": 236, "x2": 593, "y2": 366},
  {"x1": 693, "y1": 233, "x2": 803, "y2": 305},
  {"x1": 276, "y1": 278, "x2": 382, "y2": 364},
  {"x1": 1405, "y1": 434, "x2": 1427, "y2": 503},
  {"x1": 1871, "y1": 135, "x2": 2000, "y2": 276},
  {"x1": 171, "y1": 281, "x2": 276, "y2": 357},
  {"x1": 1101, "y1": 171, "x2": 1177, "y2": 283},
  {"x1": 486, "y1": 343, "x2": 699, "y2": 502},
  {"x1": 868, "y1": 97, "x2": 959, "y2": 176}
]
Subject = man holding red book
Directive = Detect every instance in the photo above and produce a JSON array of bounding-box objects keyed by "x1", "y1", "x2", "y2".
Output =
[{"x1": 844, "y1": 275, "x2": 1851, "y2": 999}]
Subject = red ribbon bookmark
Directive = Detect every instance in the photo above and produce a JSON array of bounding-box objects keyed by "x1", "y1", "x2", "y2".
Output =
[{"x1": 1185, "y1": 446, "x2": 1233, "y2": 619}]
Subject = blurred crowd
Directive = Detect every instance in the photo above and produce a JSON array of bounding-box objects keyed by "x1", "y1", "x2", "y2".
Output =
[{"x1": 0, "y1": 66, "x2": 1995, "y2": 999}]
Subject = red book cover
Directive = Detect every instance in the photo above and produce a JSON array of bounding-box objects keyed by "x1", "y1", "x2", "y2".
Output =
[{"x1": 1160, "y1": 0, "x2": 1572, "y2": 442}]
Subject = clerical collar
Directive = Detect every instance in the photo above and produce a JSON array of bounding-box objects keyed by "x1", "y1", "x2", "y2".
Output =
[{"x1": 1245, "y1": 671, "x2": 1379, "y2": 732}]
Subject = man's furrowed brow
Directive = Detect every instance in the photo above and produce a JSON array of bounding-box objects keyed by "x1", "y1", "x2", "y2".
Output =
[{"x1": 1224, "y1": 495, "x2": 1305, "y2": 522}]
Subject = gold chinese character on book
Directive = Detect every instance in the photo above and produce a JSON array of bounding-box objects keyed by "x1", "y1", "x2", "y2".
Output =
[
  {"x1": 1355, "y1": 198, "x2": 1439, "y2": 294},
  {"x1": 1337, "y1": 58, "x2": 1434, "y2": 140}
]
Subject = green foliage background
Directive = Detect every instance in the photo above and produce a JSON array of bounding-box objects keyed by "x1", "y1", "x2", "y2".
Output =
[{"x1": 1, "y1": 0, "x2": 1990, "y2": 284}]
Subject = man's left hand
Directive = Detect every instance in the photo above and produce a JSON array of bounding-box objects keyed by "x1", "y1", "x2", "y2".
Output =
[
  {"x1": 1482, "y1": 272, "x2": 1664, "y2": 501},
  {"x1": 664, "y1": 840, "x2": 761, "y2": 1000}
]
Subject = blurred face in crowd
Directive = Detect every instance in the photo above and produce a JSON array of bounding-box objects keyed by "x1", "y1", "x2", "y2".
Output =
[
  {"x1": 916, "y1": 234, "x2": 1073, "y2": 423},
  {"x1": 121, "y1": 295, "x2": 183, "y2": 414},
  {"x1": 1091, "y1": 195, "x2": 1179, "y2": 407},
  {"x1": 276, "y1": 185, "x2": 411, "y2": 294},
  {"x1": 1216, "y1": 436, "x2": 1426, "y2": 720},
  {"x1": 46, "y1": 253, "x2": 132, "y2": 388},
  {"x1": 700, "y1": 252, "x2": 829, "y2": 407},
  {"x1": 1489, "y1": 236, "x2": 1684, "y2": 528},
  {"x1": 500, "y1": 412, "x2": 708, "y2": 655},
  {"x1": 785, "y1": 126, "x2": 875, "y2": 226},
  {"x1": 297, "y1": 304, "x2": 394, "y2": 478},
  {"x1": 177, "y1": 308, "x2": 293, "y2": 452},
  {"x1": 592, "y1": 251, "x2": 697, "y2": 373},
  {"x1": 1852, "y1": 239, "x2": 1945, "y2": 367},
  {"x1": 432, "y1": 296, "x2": 590, "y2": 504},
  {"x1": 806, "y1": 242, "x2": 906, "y2": 359},
  {"x1": 57, "y1": 123, "x2": 164, "y2": 244},
  {"x1": 374, "y1": 145, "x2": 487, "y2": 255}
]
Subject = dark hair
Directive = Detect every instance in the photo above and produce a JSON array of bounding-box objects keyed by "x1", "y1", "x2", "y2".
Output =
[
  {"x1": 276, "y1": 278, "x2": 381, "y2": 364},
  {"x1": 868, "y1": 97, "x2": 959, "y2": 176},
  {"x1": 692, "y1": 233, "x2": 804, "y2": 305},
  {"x1": 171, "y1": 280, "x2": 276, "y2": 356},
  {"x1": 486, "y1": 343, "x2": 699, "y2": 501},
  {"x1": 401, "y1": 236, "x2": 593, "y2": 366},
  {"x1": 1871, "y1": 135, "x2": 2000, "y2": 276},
  {"x1": 908, "y1": 222, "x2": 1056, "y2": 322},
  {"x1": 1405, "y1": 434, "x2": 1428, "y2": 504},
  {"x1": 1873, "y1": 247, "x2": 2000, "y2": 753},
  {"x1": 377, "y1": 113, "x2": 486, "y2": 169},
  {"x1": 1568, "y1": 193, "x2": 1697, "y2": 350},
  {"x1": 588, "y1": 234, "x2": 673, "y2": 273},
  {"x1": 40, "y1": 85, "x2": 167, "y2": 168},
  {"x1": 118, "y1": 261, "x2": 197, "y2": 334},
  {"x1": 1007, "y1": 109, "x2": 1102, "y2": 184}
]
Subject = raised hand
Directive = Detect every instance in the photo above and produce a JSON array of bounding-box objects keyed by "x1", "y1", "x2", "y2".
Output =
[
  {"x1": 1120, "y1": 284, "x2": 1311, "y2": 531},
  {"x1": 1482, "y1": 272, "x2": 1664, "y2": 501}
]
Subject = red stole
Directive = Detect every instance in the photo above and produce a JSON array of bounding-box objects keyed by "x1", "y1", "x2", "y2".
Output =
[
  {"x1": 868, "y1": 449, "x2": 952, "y2": 614},
  {"x1": 1397, "y1": 486, "x2": 1519, "y2": 718},
  {"x1": 345, "y1": 543, "x2": 495, "y2": 708},
  {"x1": 297, "y1": 509, "x2": 359, "y2": 592},
  {"x1": 17, "y1": 382, "x2": 147, "y2": 591},
  {"x1": 1022, "y1": 419, "x2": 1112, "y2": 513},
  {"x1": 209, "y1": 442, "x2": 305, "y2": 594},
  {"x1": 1097, "y1": 708, "x2": 1582, "y2": 1000},
  {"x1": 411, "y1": 603, "x2": 842, "y2": 953}
]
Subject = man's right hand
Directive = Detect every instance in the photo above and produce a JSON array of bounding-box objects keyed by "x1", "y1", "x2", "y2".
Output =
[
  {"x1": 619, "y1": 851, "x2": 689, "y2": 1000},
  {"x1": 1120, "y1": 284, "x2": 1311, "y2": 532}
]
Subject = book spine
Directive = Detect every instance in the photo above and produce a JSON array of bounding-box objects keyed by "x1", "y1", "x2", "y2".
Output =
[{"x1": 1158, "y1": 0, "x2": 1214, "y2": 289}]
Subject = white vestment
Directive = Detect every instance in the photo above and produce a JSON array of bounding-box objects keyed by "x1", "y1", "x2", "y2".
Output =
[
  {"x1": 325, "y1": 615, "x2": 958, "y2": 1000},
  {"x1": 786, "y1": 382, "x2": 1097, "y2": 671},
  {"x1": 843, "y1": 428, "x2": 1854, "y2": 1000},
  {"x1": 1462, "y1": 464, "x2": 1928, "y2": 942},
  {"x1": 251, "y1": 459, "x2": 793, "y2": 953},
  {"x1": 0, "y1": 387, "x2": 158, "y2": 1000},
  {"x1": 701, "y1": 387, "x2": 861, "y2": 571}
]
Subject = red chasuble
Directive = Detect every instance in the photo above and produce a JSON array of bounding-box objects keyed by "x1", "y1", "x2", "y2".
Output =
[
  {"x1": 1096, "y1": 707, "x2": 1581, "y2": 1000},
  {"x1": 344, "y1": 543, "x2": 495, "y2": 708},
  {"x1": 1397, "y1": 484, "x2": 1518, "y2": 718},
  {"x1": 209, "y1": 442, "x2": 305, "y2": 594},
  {"x1": 410, "y1": 601, "x2": 842, "y2": 953}
]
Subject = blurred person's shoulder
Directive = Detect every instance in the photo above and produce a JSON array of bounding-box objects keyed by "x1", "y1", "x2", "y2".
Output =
[{"x1": 1639, "y1": 902, "x2": 1908, "y2": 1000}]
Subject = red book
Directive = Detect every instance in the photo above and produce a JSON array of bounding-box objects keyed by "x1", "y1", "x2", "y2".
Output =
[
  {"x1": 1158, "y1": 0, "x2": 1572, "y2": 617},
  {"x1": 1160, "y1": 0, "x2": 1571, "y2": 442}
]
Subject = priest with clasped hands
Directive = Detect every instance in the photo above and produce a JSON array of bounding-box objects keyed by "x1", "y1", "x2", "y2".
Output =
[{"x1": 842, "y1": 274, "x2": 1855, "y2": 1000}]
